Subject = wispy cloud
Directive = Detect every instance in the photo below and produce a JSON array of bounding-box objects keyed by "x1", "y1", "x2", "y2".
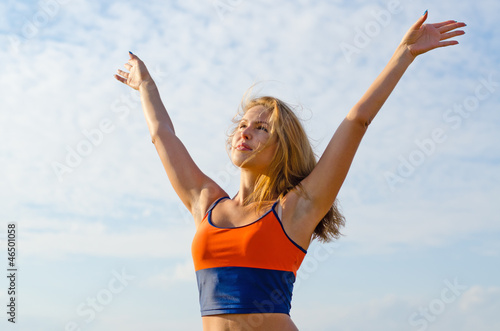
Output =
[{"x1": 292, "y1": 285, "x2": 500, "y2": 331}]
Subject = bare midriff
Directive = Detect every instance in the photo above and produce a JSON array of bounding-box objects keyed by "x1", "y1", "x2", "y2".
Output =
[{"x1": 202, "y1": 313, "x2": 299, "y2": 331}]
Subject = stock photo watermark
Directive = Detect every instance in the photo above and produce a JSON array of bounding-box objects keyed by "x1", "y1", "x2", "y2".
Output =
[
  {"x1": 384, "y1": 71, "x2": 499, "y2": 191},
  {"x1": 294, "y1": 243, "x2": 337, "y2": 289},
  {"x1": 340, "y1": 0, "x2": 403, "y2": 63},
  {"x1": 212, "y1": 0, "x2": 245, "y2": 21},
  {"x1": 408, "y1": 278, "x2": 468, "y2": 330},
  {"x1": 51, "y1": 66, "x2": 168, "y2": 182},
  {"x1": 6, "y1": 223, "x2": 18, "y2": 323},
  {"x1": 174, "y1": 159, "x2": 240, "y2": 225},
  {"x1": 64, "y1": 268, "x2": 135, "y2": 331},
  {"x1": 8, "y1": 0, "x2": 74, "y2": 54},
  {"x1": 51, "y1": 119, "x2": 117, "y2": 181},
  {"x1": 230, "y1": 243, "x2": 338, "y2": 330},
  {"x1": 209, "y1": 159, "x2": 240, "y2": 190}
]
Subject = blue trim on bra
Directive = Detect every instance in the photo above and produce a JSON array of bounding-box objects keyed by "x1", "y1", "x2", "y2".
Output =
[
  {"x1": 204, "y1": 197, "x2": 307, "y2": 253},
  {"x1": 208, "y1": 203, "x2": 273, "y2": 229},
  {"x1": 271, "y1": 201, "x2": 308, "y2": 254},
  {"x1": 204, "y1": 196, "x2": 230, "y2": 219}
]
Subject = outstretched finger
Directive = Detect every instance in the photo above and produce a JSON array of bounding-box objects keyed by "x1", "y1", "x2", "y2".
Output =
[
  {"x1": 114, "y1": 74, "x2": 127, "y2": 84},
  {"x1": 438, "y1": 21, "x2": 467, "y2": 34},
  {"x1": 128, "y1": 51, "x2": 141, "y2": 63},
  {"x1": 433, "y1": 20, "x2": 459, "y2": 29},
  {"x1": 411, "y1": 10, "x2": 428, "y2": 31},
  {"x1": 117, "y1": 69, "x2": 129, "y2": 78},
  {"x1": 440, "y1": 29, "x2": 466, "y2": 41},
  {"x1": 124, "y1": 63, "x2": 132, "y2": 70},
  {"x1": 127, "y1": 52, "x2": 138, "y2": 66},
  {"x1": 436, "y1": 40, "x2": 460, "y2": 48}
]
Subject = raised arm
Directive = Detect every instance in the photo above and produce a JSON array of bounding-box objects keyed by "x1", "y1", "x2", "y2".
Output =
[
  {"x1": 114, "y1": 52, "x2": 226, "y2": 224},
  {"x1": 285, "y1": 12, "x2": 466, "y2": 236}
]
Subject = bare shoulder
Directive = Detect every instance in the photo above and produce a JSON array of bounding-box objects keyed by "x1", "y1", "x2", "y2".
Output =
[{"x1": 192, "y1": 183, "x2": 228, "y2": 227}]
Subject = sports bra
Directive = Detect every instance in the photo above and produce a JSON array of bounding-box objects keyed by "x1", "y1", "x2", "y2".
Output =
[{"x1": 191, "y1": 196, "x2": 307, "y2": 316}]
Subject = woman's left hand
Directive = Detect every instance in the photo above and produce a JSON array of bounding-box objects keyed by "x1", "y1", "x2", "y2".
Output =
[{"x1": 401, "y1": 11, "x2": 466, "y2": 58}]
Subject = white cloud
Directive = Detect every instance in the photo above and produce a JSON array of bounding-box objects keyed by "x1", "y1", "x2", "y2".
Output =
[
  {"x1": 16, "y1": 218, "x2": 194, "y2": 259},
  {"x1": 292, "y1": 285, "x2": 500, "y2": 331},
  {"x1": 140, "y1": 259, "x2": 196, "y2": 290}
]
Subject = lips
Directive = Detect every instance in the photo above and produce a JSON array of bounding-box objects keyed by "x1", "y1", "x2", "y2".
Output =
[{"x1": 235, "y1": 142, "x2": 252, "y2": 151}]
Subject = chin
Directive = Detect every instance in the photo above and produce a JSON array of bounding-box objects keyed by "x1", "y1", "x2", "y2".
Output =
[
  {"x1": 231, "y1": 153, "x2": 249, "y2": 166},
  {"x1": 230, "y1": 156, "x2": 244, "y2": 168}
]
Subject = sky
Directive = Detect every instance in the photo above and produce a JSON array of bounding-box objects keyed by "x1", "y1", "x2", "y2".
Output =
[{"x1": 0, "y1": 0, "x2": 499, "y2": 330}]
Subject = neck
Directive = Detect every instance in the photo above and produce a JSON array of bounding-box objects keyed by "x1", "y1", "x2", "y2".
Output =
[
  {"x1": 234, "y1": 169, "x2": 258, "y2": 205},
  {"x1": 235, "y1": 168, "x2": 277, "y2": 206}
]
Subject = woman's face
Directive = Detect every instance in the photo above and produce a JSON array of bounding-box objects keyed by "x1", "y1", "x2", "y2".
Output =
[{"x1": 231, "y1": 105, "x2": 278, "y2": 172}]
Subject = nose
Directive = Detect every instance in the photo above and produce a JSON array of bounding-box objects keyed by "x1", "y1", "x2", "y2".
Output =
[{"x1": 240, "y1": 126, "x2": 251, "y2": 140}]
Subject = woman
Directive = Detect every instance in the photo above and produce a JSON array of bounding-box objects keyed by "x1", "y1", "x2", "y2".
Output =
[{"x1": 115, "y1": 11, "x2": 465, "y2": 331}]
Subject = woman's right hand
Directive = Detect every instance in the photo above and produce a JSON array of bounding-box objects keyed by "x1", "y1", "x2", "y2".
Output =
[{"x1": 114, "y1": 52, "x2": 153, "y2": 90}]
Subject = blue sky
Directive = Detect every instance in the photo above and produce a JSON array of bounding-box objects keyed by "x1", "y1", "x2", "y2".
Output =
[{"x1": 1, "y1": 0, "x2": 499, "y2": 330}]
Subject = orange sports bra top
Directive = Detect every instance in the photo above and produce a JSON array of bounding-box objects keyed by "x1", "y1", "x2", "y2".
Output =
[{"x1": 191, "y1": 196, "x2": 307, "y2": 316}]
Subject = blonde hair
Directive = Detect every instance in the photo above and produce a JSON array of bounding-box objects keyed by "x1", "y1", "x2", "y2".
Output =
[{"x1": 227, "y1": 95, "x2": 345, "y2": 242}]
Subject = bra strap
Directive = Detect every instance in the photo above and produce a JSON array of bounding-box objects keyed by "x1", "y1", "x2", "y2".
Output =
[
  {"x1": 271, "y1": 199, "x2": 283, "y2": 220},
  {"x1": 204, "y1": 196, "x2": 230, "y2": 217}
]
